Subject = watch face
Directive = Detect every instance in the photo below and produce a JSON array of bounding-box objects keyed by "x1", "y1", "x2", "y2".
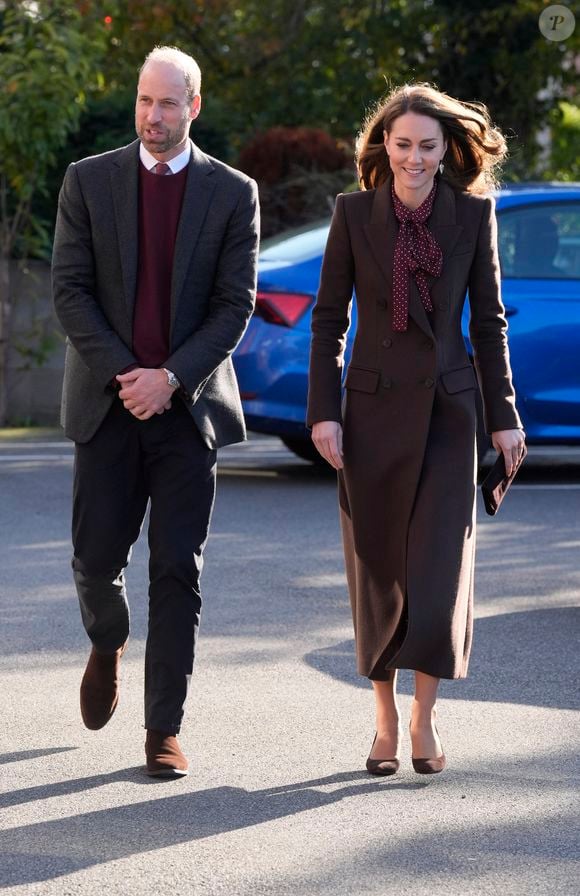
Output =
[{"x1": 164, "y1": 369, "x2": 179, "y2": 389}]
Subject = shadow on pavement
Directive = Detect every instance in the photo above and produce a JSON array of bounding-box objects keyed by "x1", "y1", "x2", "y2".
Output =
[
  {"x1": 0, "y1": 771, "x2": 423, "y2": 886},
  {"x1": 1, "y1": 753, "x2": 576, "y2": 887},
  {"x1": 278, "y1": 793, "x2": 578, "y2": 893},
  {"x1": 0, "y1": 766, "x2": 147, "y2": 811},
  {"x1": 303, "y1": 607, "x2": 580, "y2": 711},
  {"x1": 0, "y1": 747, "x2": 77, "y2": 766}
]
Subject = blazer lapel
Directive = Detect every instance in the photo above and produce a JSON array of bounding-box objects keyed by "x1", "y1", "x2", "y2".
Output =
[
  {"x1": 171, "y1": 141, "x2": 217, "y2": 321},
  {"x1": 110, "y1": 140, "x2": 140, "y2": 323}
]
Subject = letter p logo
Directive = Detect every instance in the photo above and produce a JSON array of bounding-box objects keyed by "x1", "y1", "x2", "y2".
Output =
[{"x1": 539, "y1": 5, "x2": 576, "y2": 41}]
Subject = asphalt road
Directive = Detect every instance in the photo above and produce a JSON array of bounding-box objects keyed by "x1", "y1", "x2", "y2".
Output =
[{"x1": 0, "y1": 435, "x2": 579, "y2": 896}]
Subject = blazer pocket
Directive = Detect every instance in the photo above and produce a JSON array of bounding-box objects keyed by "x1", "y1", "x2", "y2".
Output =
[
  {"x1": 440, "y1": 365, "x2": 478, "y2": 394},
  {"x1": 344, "y1": 366, "x2": 381, "y2": 394}
]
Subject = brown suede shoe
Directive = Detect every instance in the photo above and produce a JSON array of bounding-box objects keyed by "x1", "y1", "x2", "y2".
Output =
[
  {"x1": 410, "y1": 723, "x2": 446, "y2": 775},
  {"x1": 411, "y1": 753, "x2": 446, "y2": 775},
  {"x1": 145, "y1": 730, "x2": 189, "y2": 777},
  {"x1": 80, "y1": 641, "x2": 127, "y2": 730},
  {"x1": 366, "y1": 733, "x2": 400, "y2": 776}
]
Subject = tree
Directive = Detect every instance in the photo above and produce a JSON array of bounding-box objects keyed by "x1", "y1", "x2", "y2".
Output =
[
  {"x1": 9, "y1": 0, "x2": 580, "y2": 259},
  {"x1": 95, "y1": 0, "x2": 412, "y2": 149},
  {"x1": 238, "y1": 126, "x2": 355, "y2": 235},
  {"x1": 0, "y1": 0, "x2": 106, "y2": 424},
  {"x1": 87, "y1": 0, "x2": 579, "y2": 174},
  {"x1": 545, "y1": 102, "x2": 580, "y2": 181},
  {"x1": 405, "y1": 0, "x2": 580, "y2": 179}
]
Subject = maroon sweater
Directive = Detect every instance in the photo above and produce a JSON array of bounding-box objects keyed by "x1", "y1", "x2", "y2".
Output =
[{"x1": 132, "y1": 163, "x2": 188, "y2": 367}]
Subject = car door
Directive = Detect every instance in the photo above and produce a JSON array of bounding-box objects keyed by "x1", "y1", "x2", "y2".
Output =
[{"x1": 495, "y1": 198, "x2": 580, "y2": 441}]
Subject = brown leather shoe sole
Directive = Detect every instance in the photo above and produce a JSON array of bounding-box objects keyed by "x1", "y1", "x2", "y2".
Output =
[{"x1": 80, "y1": 641, "x2": 127, "y2": 730}]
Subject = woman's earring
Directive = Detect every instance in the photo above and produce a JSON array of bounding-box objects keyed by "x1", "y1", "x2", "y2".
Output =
[{"x1": 439, "y1": 160, "x2": 445, "y2": 174}]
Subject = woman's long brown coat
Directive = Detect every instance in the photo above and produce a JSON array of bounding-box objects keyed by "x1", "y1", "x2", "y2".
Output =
[{"x1": 307, "y1": 178, "x2": 522, "y2": 680}]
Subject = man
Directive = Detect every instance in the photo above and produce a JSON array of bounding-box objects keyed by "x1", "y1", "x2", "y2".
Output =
[{"x1": 52, "y1": 46, "x2": 259, "y2": 777}]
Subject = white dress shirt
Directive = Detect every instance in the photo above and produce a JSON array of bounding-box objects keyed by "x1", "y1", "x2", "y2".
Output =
[{"x1": 139, "y1": 142, "x2": 191, "y2": 174}]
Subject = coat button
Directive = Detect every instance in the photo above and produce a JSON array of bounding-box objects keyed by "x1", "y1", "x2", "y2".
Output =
[
  {"x1": 382, "y1": 338, "x2": 392, "y2": 348},
  {"x1": 423, "y1": 377, "x2": 434, "y2": 388},
  {"x1": 382, "y1": 377, "x2": 392, "y2": 389},
  {"x1": 422, "y1": 339, "x2": 434, "y2": 350},
  {"x1": 437, "y1": 302, "x2": 448, "y2": 311}
]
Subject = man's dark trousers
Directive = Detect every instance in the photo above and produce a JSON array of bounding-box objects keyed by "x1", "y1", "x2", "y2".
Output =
[{"x1": 72, "y1": 396, "x2": 216, "y2": 734}]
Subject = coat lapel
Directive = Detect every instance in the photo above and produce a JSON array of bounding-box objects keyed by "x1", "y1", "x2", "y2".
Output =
[
  {"x1": 110, "y1": 140, "x2": 140, "y2": 323},
  {"x1": 170, "y1": 141, "x2": 217, "y2": 321},
  {"x1": 363, "y1": 181, "x2": 397, "y2": 293},
  {"x1": 428, "y1": 179, "x2": 464, "y2": 308}
]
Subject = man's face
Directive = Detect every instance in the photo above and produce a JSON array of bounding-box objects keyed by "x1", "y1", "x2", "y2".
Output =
[{"x1": 135, "y1": 61, "x2": 201, "y2": 160}]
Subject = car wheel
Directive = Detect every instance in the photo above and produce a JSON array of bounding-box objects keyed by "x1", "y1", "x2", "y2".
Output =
[{"x1": 281, "y1": 436, "x2": 326, "y2": 465}]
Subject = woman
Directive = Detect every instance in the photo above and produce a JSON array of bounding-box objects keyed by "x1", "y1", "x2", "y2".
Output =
[{"x1": 307, "y1": 84, "x2": 525, "y2": 775}]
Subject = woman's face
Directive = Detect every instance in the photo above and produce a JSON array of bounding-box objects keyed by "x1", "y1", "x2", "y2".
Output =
[{"x1": 384, "y1": 112, "x2": 447, "y2": 203}]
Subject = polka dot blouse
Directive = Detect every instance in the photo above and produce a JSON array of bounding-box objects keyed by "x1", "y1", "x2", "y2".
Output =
[{"x1": 391, "y1": 181, "x2": 443, "y2": 332}]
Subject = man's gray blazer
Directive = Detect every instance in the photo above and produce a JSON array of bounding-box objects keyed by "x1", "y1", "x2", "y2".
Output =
[{"x1": 52, "y1": 138, "x2": 260, "y2": 448}]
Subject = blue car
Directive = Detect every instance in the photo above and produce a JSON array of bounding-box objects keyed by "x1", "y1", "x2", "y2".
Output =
[{"x1": 234, "y1": 184, "x2": 580, "y2": 463}]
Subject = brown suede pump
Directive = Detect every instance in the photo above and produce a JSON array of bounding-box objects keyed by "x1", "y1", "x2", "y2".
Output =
[
  {"x1": 410, "y1": 722, "x2": 446, "y2": 774},
  {"x1": 365, "y1": 733, "x2": 400, "y2": 776},
  {"x1": 411, "y1": 753, "x2": 446, "y2": 774}
]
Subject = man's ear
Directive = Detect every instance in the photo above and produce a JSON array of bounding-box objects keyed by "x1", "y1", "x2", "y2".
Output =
[{"x1": 190, "y1": 95, "x2": 202, "y2": 121}]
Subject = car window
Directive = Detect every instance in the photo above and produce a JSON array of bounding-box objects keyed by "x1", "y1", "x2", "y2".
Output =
[
  {"x1": 498, "y1": 202, "x2": 580, "y2": 279},
  {"x1": 260, "y1": 222, "x2": 331, "y2": 262}
]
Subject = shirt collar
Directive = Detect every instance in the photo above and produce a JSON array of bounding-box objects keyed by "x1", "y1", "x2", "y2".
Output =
[{"x1": 139, "y1": 142, "x2": 191, "y2": 174}]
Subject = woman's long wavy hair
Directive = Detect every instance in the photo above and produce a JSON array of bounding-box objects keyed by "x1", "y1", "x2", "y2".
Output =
[{"x1": 356, "y1": 83, "x2": 507, "y2": 194}]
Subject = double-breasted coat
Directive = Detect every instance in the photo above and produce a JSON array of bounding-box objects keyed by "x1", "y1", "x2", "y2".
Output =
[{"x1": 307, "y1": 177, "x2": 522, "y2": 680}]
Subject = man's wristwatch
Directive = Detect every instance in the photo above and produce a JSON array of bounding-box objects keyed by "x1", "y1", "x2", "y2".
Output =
[{"x1": 162, "y1": 368, "x2": 180, "y2": 390}]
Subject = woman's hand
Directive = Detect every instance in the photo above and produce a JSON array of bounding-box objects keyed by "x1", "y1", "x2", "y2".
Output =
[
  {"x1": 311, "y1": 421, "x2": 344, "y2": 470},
  {"x1": 491, "y1": 429, "x2": 526, "y2": 477}
]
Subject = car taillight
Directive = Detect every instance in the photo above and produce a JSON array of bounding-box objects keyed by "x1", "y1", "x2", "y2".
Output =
[{"x1": 254, "y1": 291, "x2": 313, "y2": 327}]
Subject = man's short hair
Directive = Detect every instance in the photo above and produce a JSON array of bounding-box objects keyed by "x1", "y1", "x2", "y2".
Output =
[{"x1": 140, "y1": 46, "x2": 202, "y2": 103}]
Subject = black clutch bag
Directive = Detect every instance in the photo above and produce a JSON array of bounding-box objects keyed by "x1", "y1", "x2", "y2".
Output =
[{"x1": 481, "y1": 445, "x2": 527, "y2": 516}]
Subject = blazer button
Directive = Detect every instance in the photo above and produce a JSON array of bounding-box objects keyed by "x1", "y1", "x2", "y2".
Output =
[
  {"x1": 382, "y1": 377, "x2": 392, "y2": 389},
  {"x1": 423, "y1": 377, "x2": 434, "y2": 388},
  {"x1": 382, "y1": 338, "x2": 392, "y2": 348},
  {"x1": 422, "y1": 339, "x2": 434, "y2": 350},
  {"x1": 437, "y1": 302, "x2": 448, "y2": 311}
]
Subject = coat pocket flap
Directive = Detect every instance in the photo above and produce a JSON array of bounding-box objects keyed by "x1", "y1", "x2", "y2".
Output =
[
  {"x1": 441, "y1": 365, "x2": 478, "y2": 394},
  {"x1": 344, "y1": 366, "x2": 381, "y2": 394}
]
